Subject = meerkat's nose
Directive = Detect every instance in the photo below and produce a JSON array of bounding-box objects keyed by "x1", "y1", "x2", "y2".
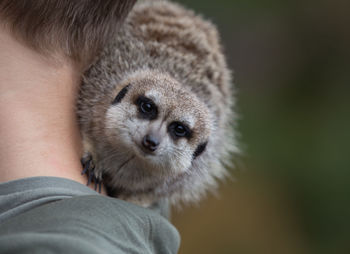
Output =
[{"x1": 142, "y1": 134, "x2": 159, "y2": 152}]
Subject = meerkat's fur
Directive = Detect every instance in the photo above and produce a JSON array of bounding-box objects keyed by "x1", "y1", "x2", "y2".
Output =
[{"x1": 77, "y1": 0, "x2": 237, "y2": 207}]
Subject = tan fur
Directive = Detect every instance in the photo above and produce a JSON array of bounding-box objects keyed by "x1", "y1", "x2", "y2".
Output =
[{"x1": 77, "y1": 0, "x2": 237, "y2": 206}]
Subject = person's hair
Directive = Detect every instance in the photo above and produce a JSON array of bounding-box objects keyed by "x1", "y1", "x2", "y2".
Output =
[{"x1": 0, "y1": 0, "x2": 136, "y2": 68}]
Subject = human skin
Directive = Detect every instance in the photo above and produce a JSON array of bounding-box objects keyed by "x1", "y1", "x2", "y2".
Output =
[{"x1": 0, "y1": 25, "x2": 106, "y2": 194}]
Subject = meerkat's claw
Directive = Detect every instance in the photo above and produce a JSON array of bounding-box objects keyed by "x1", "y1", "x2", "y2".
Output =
[
  {"x1": 81, "y1": 154, "x2": 103, "y2": 193},
  {"x1": 81, "y1": 153, "x2": 93, "y2": 175},
  {"x1": 91, "y1": 172, "x2": 103, "y2": 193},
  {"x1": 92, "y1": 179, "x2": 102, "y2": 193},
  {"x1": 81, "y1": 159, "x2": 90, "y2": 176},
  {"x1": 87, "y1": 169, "x2": 94, "y2": 186}
]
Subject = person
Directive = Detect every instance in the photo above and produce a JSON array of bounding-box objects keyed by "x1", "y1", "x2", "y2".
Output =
[{"x1": 0, "y1": 1, "x2": 180, "y2": 253}]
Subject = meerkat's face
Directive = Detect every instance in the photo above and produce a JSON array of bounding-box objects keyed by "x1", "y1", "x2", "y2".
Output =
[{"x1": 102, "y1": 71, "x2": 212, "y2": 191}]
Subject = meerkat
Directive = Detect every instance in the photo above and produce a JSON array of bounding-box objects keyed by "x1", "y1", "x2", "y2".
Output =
[{"x1": 77, "y1": 0, "x2": 237, "y2": 207}]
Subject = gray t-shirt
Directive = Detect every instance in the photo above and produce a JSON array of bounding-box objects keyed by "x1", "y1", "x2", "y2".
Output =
[{"x1": 0, "y1": 177, "x2": 180, "y2": 253}]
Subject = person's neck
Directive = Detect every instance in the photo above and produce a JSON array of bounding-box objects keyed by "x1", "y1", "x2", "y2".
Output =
[{"x1": 0, "y1": 27, "x2": 90, "y2": 187}]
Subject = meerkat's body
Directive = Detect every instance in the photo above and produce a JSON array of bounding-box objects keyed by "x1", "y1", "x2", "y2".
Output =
[{"x1": 77, "y1": 0, "x2": 236, "y2": 206}]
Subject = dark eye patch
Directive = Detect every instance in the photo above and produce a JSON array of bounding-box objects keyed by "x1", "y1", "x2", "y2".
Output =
[
  {"x1": 112, "y1": 84, "x2": 130, "y2": 105},
  {"x1": 168, "y1": 122, "x2": 192, "y2": 140},
  {"x1": 135, "y1": 96, "x2": 158, "y2": 120},
  {"x1": 193, "y1": 141, "x2": 208, "y2": 159}
]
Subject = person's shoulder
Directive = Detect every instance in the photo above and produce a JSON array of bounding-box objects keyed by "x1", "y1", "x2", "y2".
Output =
[{"x1": 0, "y1": 195, "x2": 180, "y2": 254}]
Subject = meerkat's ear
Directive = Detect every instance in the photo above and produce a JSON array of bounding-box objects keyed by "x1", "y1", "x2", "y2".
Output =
[
  {"x1": 193, "y1": 141, "x2": 208, "y2": 159},
  {"x1": 112, "y1": 84, "x2": 131, "y2": 105}
]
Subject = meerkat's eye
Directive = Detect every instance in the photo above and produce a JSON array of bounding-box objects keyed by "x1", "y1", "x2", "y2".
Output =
[
  {"x1": 174, "y1": 125, "x2": 186, "y2": 136},
  {"x1": 168, "y1": 122, "x2": 192, "y2": 139},
  {"x1": 140, "y1": 101, "x2": 153, "y2": 113},
  {"x1": 136, "y1": 96, "x2": 158, "y2": 120}
]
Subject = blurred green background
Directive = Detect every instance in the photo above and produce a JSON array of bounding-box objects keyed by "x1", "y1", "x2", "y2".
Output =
[{"x1": 171, "y1": 0, "x2": 350, "y2": 253}]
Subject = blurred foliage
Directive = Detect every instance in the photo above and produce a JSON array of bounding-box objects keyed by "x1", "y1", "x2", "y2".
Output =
[{"x1": 172, "y1": 0, "x2": 350, "y2": 253}]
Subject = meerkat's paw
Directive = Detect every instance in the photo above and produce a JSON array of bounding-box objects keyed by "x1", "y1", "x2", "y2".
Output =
[{"x1": 81, "y1": 153, "x2": 103, "y2": 193}]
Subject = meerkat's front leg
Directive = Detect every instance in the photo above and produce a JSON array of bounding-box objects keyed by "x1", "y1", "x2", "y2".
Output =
[{"x1": 81, "y1": 153, "x2": 103, "y2": 193}]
